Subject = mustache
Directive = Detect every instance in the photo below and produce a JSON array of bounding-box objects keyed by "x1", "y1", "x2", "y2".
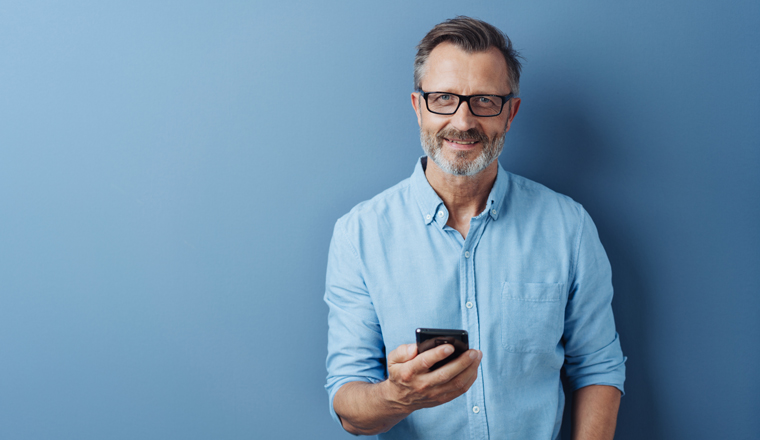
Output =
[{"x1": 436, "y1": 127, "x2": 490, "y2": 143}]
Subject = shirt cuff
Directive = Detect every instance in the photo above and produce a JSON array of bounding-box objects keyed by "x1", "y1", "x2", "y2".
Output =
[
  {"x1": 326, "y1": 376, "x2": 385, "y2": 426},
  {"x1": 565, "y1": 333, "x2": 627, "y2": 396}
]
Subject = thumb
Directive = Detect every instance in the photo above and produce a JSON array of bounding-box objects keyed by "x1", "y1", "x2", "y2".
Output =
[{"x1": 387, "y1": 343, "x2": 417, "y2": 366}]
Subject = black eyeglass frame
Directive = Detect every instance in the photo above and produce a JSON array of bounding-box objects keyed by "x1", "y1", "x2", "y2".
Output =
[{"x1": 418, "y1": 90, "x2": 515, "y2": 117}]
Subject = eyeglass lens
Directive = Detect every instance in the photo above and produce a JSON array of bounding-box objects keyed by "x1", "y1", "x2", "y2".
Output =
[{"x1": 427, "y1": 93, "x2": 504, "y2": 116}]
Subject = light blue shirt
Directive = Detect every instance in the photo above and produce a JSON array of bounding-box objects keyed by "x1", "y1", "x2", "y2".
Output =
[{"x1": 325, "y1": 157, "x2": 625, "y2": 439}]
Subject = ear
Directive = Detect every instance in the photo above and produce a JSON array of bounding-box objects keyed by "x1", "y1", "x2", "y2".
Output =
[
  {"x1": 411, "y1": 92, "x2": 423, "y2": 127},
  {"x1": 504, "y1": 97, "x2": 521, "y2": 132}
]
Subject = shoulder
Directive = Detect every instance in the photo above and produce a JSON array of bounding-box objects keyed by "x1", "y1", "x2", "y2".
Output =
[
  {"x1": 501, "y1": 171, "x2": 586, "y2": 226},
  {"x1": 504, "y1": 171, "x2": 582, "y2": 208},
  {"x1": 334, "y1": 177, "x2": 414, "y2": 235}
]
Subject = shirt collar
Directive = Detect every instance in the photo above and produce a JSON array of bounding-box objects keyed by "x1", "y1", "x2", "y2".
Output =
[{"x1": 410, "y1": 156, "x2": 509, "y2": 227}]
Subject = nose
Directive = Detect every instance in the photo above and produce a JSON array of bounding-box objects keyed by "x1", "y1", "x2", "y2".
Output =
[{"x1": 449, "y1": 99, "x2": 478, "y2": 132}]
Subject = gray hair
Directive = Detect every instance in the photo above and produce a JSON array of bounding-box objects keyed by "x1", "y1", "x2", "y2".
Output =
[{"x1": 414, "y1": 16, "x2": 522, "y2": 95}]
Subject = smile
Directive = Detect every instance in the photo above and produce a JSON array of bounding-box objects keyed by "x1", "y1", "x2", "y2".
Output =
[{"x1": 445, "y1": 138, "x2": 478, "y2": 145}]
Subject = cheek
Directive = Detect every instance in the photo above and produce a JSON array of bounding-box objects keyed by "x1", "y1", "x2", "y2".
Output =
[
  {"x1": 420, "y1": 118, "x2": 449, "y2": 135},
  {"x1": 489, "y1": 118, "x2": 510, "y2": 135}
]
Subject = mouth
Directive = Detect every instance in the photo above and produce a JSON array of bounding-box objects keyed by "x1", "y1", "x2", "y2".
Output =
[
  {"x1": 443, "y1": 137, "x2": 480, "y2": 150},
  {"x1": 444, "y1": 138, "x2": 478, "y2": 145},
  {"x1": 434, "y1": 127, "x2": 488, "y2": 152}
]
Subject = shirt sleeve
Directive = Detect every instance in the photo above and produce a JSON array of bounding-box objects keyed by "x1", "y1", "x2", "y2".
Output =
[
  {"x1": 324, "y1": 216, "x2": 387, "y2": 426},
  {"x1": 563, "y1": 208, "x2": 627, "y2": 395}
]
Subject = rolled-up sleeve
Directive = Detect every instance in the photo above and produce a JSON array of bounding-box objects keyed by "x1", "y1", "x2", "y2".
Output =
[
  {"x1": 563, "y1": 208, "x2": 626, "y2": 395},
  {"x1": 324, "y1": 216, "x2": 386, "y2": 425}
]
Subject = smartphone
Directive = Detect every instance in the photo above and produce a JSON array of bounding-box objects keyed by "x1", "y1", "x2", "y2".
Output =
[{"x1": 415, "y1": 328, "x2": 469, "y2": 370}]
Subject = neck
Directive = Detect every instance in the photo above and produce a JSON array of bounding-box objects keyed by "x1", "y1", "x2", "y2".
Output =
[{"x1": 424, "y1": 158, "x2": 498, "y2": 238}]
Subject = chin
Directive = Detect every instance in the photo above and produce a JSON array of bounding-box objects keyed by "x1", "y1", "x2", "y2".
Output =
[{"x1": 433, "y1": 152, "x2": 495, "y2": 177}]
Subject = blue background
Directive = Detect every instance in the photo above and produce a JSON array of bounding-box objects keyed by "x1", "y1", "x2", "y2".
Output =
[{"x1": 1, "y1": 1, "x2": 757, "y2": 439}]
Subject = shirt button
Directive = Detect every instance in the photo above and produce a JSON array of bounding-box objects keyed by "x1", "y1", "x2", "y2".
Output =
[
  {"x1": 425, "y1": 214, "x2": 431, "y2": 220},
  {"x1": 466, "y1": 301, "x2": 473, "y2": 309},
  {"x1": 491, "y1": 209, "x2": 497, "y2": 216},
  {"x1": 438, "y1": 211, "x2": 444, "y2": 217},
  {"x1": 464, "y1": 251, "x2": 470, "y2": 258},
  {"x1": 472, "y1": 406, "x2": 480, "y2": 414}
]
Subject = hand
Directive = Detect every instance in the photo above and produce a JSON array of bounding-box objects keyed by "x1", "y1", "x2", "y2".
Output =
[{"x1": 382, "y1": 343, "x2": 482, "y2": 412}]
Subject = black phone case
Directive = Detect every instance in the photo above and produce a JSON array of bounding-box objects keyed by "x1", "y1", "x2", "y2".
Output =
[{"x1": 415, "y1": 328, "x2": 469, "y2": 370}]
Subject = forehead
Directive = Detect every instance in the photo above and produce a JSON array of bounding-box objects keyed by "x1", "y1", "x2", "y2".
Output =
[{"x1": 422, "y1": 42, "x2": 509, "y2": 95}]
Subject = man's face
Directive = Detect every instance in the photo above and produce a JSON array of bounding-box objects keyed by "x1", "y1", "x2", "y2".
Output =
[{"x1": 412, "y1": 42, "x2": 520, "y2": 176}]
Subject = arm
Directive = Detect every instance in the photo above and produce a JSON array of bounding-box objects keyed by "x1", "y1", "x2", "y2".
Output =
[
  {"x1": 564, "y1": 209, "x2": 626, "y2": 436},
  {"x1": 572, "y1": 384, "x2": 621, "y2": 440},
  {"x1": 324, "y1": 218, "x2": 482, "y2": 435},
  {"x1": 334, "y1": 343, "x2": 482, "y2": 436}
]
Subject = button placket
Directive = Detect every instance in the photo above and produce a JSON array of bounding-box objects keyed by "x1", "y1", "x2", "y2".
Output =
[{"x1": 460, "y1": 211, "x2": 489, "y2": 439}]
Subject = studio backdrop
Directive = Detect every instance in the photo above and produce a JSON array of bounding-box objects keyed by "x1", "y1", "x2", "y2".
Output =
[{"x1": 0, "y1": 1, "x2": 757, "y2": 439}]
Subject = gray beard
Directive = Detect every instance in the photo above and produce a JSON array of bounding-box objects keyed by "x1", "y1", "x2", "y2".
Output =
[{"x1": 420, "y1": 127, "x2": 506, "y2": 177}]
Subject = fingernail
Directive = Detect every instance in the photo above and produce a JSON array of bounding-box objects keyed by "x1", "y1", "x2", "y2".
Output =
[
  {"x1": 408, "y1": 344, "x2": 416, "y2": 356},
  {"x1": 469, "y1": 351, "x2": 477, "y2": 359},
  {"x1": 478, "y1": 351, "x2": 483, "y2": 360},
  {"x1": 443, "y1": 345, "x2": 454, "y2": 355}
]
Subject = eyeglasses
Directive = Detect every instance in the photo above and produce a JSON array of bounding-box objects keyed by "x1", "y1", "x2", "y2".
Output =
[{"x1": 419, "y1": 90, "x2": 515, "y2": 117}]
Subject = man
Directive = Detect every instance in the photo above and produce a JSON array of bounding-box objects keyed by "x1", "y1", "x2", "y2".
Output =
[{"x1": 324, "y1": 16, "x2": 625, "y2": 440}]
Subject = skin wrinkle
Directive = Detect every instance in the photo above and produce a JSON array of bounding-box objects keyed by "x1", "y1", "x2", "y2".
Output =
[
  {"x1": 419, "y1": 104, "x2": 511, "y2": 177},
  {"x1": 411, "y1": 43, "x2": 520, "y2": 238}
]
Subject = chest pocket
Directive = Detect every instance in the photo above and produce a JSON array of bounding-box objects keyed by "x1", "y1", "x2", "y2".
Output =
[{"x1": 501, "y1": 282, "x2": 565, "y2": 353}]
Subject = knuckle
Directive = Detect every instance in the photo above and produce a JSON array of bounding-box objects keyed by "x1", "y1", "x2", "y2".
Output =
[
  {"x1": 399, "y1": 370, "x2": 413, "y2": 384},
  {"x1": 419, "y1": 357, "x2": 434, "y2": 370},
  {"x1": 435, "y1": 369, "x2": 450, "y2": 383},
  {"x1": 417, "y1": 382, "x2": 431, "y2": 395},
  {"x1": 453, "y1": 378, "x2": 466, "y2": 391}
]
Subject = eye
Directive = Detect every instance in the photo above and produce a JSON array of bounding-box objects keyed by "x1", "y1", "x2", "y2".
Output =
[
  {"x1": 476, "y1": 96, "x2": 493, "y2": 104},
  {"x1": 437, "y1": 94, "x2": 452, "y2": 101}
]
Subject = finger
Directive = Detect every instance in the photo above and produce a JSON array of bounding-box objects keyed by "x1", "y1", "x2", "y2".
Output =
[
  {"x1": 449, "y1": 349, "x2": 481, "y2": 370},
  {"x1": 436, "y1": 352, "x2": 482, "y2": 397},
  {"x1": 387, "y1": 343, "x2": 417, "y2": 366},
  {"x1": 409, "y1": 343, "x2": 457, "y2": 375},
  {"x1": 431, "y1": 349, "x2": 481, "y2": 383},
  {"x1": 440, "y1": 360, "x2": 480, "y2": 402}
]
